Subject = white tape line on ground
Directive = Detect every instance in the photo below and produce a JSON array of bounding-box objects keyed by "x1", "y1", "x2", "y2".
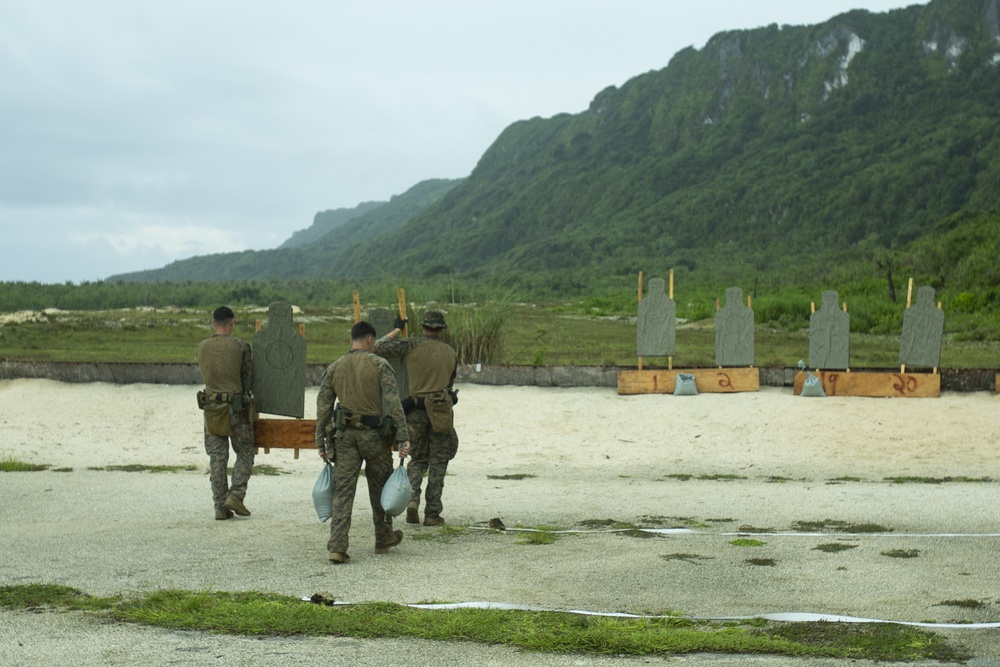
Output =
[{"x1": 300, "y1": 599, "x2": 1000, "y2": 629}]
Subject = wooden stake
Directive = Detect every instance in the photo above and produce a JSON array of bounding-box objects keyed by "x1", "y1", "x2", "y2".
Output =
[
  {"x1": 352, "y1": 291, "x2": 360, "y2": 323},
  {"x1": 906, "y1": 277, "x2": 914, "y2": 308},
  {"x1": 397, "y1": 288, "x2": 408, "y2": 336},
  {"x1": 667, "y1": 269, "x2": 673, "y2": 370},
  {"x1": 637, "y1": 272, "x2": 644, "y2": 371}
]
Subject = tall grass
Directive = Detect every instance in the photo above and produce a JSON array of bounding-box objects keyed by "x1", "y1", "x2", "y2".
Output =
[{"x1": 446, "y1": 300, "x2": 510, "y2": 364}]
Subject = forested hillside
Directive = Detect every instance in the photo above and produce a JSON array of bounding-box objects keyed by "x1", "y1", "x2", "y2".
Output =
[
  {"x1": 108, "y1": 179, "x2": 461, "y2": 282},
  {"x1": 111, "y1": 0, "x2": 1000, "y2": 303}
]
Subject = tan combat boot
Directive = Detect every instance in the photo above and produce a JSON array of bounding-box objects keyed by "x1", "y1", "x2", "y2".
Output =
[{"x1": 224, "y1": 495, "x2": 251, "y2": 516}]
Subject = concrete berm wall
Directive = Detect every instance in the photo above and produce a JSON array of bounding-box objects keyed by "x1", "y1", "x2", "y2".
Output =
[{"x1": 0, "y1": 361, "x2": 994, "y2": 392}]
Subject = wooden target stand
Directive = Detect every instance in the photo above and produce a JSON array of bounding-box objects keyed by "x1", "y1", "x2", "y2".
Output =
[
  {"x1": 793, "y1": 279, "x2": 940, "y2": 398},
  {"x1": 252, "y1": 289, "x2": 411, "y2": 456},
  {"x1": 617, "y1": 270, "x2": 760, "y2": 395}
]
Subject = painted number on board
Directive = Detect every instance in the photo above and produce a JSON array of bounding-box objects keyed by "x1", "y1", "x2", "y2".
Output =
[
  {"x1": 717, "y1": 373, "x2": 732, "y2": 389},
  {"x1": 892, "y1": 374, "x2": 919, "y2": 396}
]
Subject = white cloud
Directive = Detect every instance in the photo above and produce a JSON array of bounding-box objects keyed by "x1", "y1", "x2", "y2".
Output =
[{"x1": 70, "y1": 224, "x2": 245, "y2": 259}]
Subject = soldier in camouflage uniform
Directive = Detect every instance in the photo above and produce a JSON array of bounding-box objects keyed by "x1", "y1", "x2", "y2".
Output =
[
  {"x1": 315, "y1": 321, "x2": 411, "y2": 564},
  {"x1": 196, "y1": 306, "x2": 255, "y2": 521},
  {"x1": 373, "y1": 310, "x2": 458, "y2": 526}
]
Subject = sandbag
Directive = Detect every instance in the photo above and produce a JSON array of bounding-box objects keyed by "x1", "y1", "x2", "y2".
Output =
[
  {"x1": 797, "y1": 359, "x2": 826, "y2": 397},
  {"x1": 380, "y1": 460, "x2": 412, "y2": 517},
  {"x1": 312, "y1": 463, "x2": 334, "y2": 522},
  {"x1": 800, "y1": 371, "x2": 826, "y2": 397},
  {"x1": 673, "y1": 373, "x2": 698, "y2": 396}
]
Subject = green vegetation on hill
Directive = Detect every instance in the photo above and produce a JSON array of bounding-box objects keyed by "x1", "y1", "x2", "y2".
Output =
[{"x1": 8, "y1": 0, "x2": 1000, "y2": 348}]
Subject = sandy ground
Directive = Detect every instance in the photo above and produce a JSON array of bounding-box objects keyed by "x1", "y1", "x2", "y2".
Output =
[{"x1": 3, "y1": 378, "x2": 1000, "y2": 665}]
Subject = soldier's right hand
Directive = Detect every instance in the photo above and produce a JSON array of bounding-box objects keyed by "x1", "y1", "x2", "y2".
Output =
[{"x1": 394, "y1": 317, "x2": 408, "y2": 331}]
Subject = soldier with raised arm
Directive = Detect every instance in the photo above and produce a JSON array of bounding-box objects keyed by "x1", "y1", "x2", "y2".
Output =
[{"x1": 373, "y1": 310, "x2": 458, "y2": 526}]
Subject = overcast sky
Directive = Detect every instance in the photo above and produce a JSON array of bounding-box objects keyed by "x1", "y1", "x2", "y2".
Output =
[{"x1": 0, "y1": 1, "x2": 922, "y2": 284}]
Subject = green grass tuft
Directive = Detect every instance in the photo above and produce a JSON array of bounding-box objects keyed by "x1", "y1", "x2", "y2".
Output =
[
  {"x1": 88, "y1": 464, "x2": 199, "y2": 473},
  {"x1": 729, "y1": 538, "x2": 766, "y2": 547},
  {"x1": 0, "y1": 455, "x2": 50, "y2": 472}
]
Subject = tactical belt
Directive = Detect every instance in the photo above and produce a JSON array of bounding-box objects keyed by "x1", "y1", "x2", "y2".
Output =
[
  {"x1": 404, "y1": 391, "x2": 457, "y2": 414},
  {"x1": 335, "y1": 405, "x2": 382, "y2": 430},
  {"x1": 205, "y1": 392, "x2": 235, "y2": 403},
  {"x1": 355, "y1": 414, "x2": 382, "y2": 429}
]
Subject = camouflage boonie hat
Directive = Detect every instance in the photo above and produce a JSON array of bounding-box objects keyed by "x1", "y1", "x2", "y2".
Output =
[{"x1": 421, "y1": 311, "x2": 448, "y2": 329}]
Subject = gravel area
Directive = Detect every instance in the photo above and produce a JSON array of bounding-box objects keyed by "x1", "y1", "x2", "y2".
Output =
[{"x1": 2, "y1": 379, "x2": 1000, "y2": 665}]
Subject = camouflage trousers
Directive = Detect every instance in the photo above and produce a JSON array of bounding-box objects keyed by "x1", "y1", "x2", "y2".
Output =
[
  {"x1": 327, "y1": 428, "x2": 396, "y2": 555},
  {"x1": 406, "y1": 408, "x2": 459, "y2": 518},
  {"x1": 203, "y1": 410, "x2": 255, "y2": 511}
]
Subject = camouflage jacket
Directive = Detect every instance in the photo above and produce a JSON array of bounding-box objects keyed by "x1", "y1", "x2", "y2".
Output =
[{"x1": 314, "y1": 349, "x2": 408, "y2": 448}]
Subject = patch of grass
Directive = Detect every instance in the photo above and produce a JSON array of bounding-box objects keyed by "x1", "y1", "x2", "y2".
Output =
[
  {"x1": 0, "y1": 455, "x2": 50, "y2": 472},
  {"x1": 791, "y1": 520, "x2": 892, "y2": 534},
  {"x1": 617, "y1": 529, "x2": 664, "y2": 539},
  {"x1": 0, "y1": 584, "x2": 115, "y2": 611},
  {"x1": 698, "y1": 473, "x2": 746, "y2": 481},
  {"x1": 577, "y1": 518, "x2": 637, "y2": 530},
  {"x1": 486, "y1": 473, "x2": 536, "y2": 480},
  {"x1": 936, "y1": 599, "x2": 986, "y2": 609},
  {"x1": 251, "y1": 464, "x2": 285, "y2": 476},
  {"x1": 760, "y1": 621, "x2": 967, "y2": 662},
  {"x1": 826, "y1": 476, "x2": 864, "y2": 483},
  {"x1": 745, "y1": 558, "x2": 777, "y2": 567},
  {"x1": 51, "y1": 467, "x2": 74, "y2": 472},
  {"x1": 813, "y1": 543, "x2": 860, "y2": 554},
  {"x1": 414, "y1": 526, "x2": 466, "y2": 543},
  {"x1": 705, "y1": 518, "x2": 737, "y2": 524},
  {"x1": 663, "y1": 473, "x2": 693, "y2": 481},
  {"x1": 765, "y1": 476, "x2": 801, "y2": 483},
  {"x1": 729, "y1": 538, "x2": 766, "y2": 547},
  {"x1": 410, "y1": 533, "x2": 437, "y2": 542},
  {"x1": 514, "y1": 525, "x2": 565, "y2": 545},
  {"x1": 881, "y1": 549, "x2": 921, "y2": 559},
  {"x1": 660, "y1": 553, "x2": 714, "y2": 565},
  {"x1": 0, "y1": 584, "x2": 967, "y2": 660},
  {"x1": 88, "y1": 464, "x2": 199, "y2": 473},
  {"x1": 884, "y1": 475, "x2": 992, "y2": 484},
  {"x1": 736, "y1": 525, "x2": 775, "y2": 534},
  {"x1": 515, "y1": 531, "x2": 559, "y2": 545}
]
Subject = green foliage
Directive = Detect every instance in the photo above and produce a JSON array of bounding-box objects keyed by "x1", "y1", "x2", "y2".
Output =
[
  {"x1": 0, "y1": 455, "x2": 50, "y2": 472},
  {"x1": 72, "y1": 1, "x2": 997, "y2": 319},
  {"x1": 0, "y1": 584, "x2": 114, "y2": 611},
  {"x1": 0, "y1": 584, "x2": 969, "y2": 660},
  {"x1": 729, "y1": 538, "x2": 766, "y2": 547}
]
